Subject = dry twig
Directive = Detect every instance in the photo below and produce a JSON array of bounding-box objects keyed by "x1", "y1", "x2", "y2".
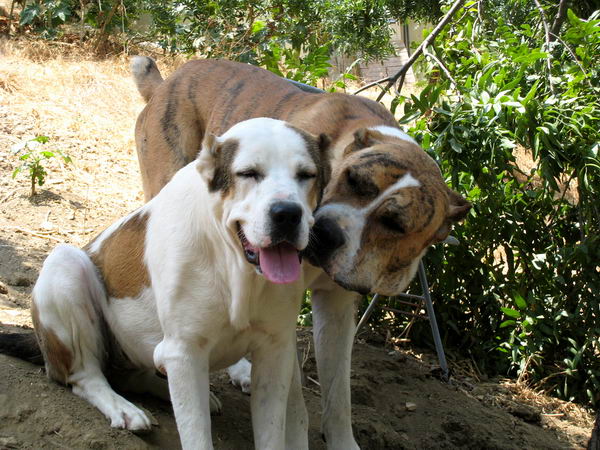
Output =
[
  {"x1": 10, "y1": 226, "x2": 62, "y2": 242},
  {"x1": 353, "y1": 0, "x2": 467, "y2": 100},
  {"x1": 533, "y1": 0, "x2": 557, "y2": 94},
  {"x1": 422, "y1": 46, "x2": 462, "y2": 97}
]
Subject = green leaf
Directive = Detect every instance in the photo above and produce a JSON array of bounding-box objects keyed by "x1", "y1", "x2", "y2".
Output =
[
  {"x1": 501, "y1": 307, "x2": 521, "y2": 319},
  {"x1": 251, "y1": 20, "x2": 266, "y2": 34},
  {"x1": 513, "y1": 292, "x2": 527, "y2": 310},
  {"x1": 20, "y1": 4, "x2": 41, "y2": 25},
  {"x1": 499, "y1": 319, "x2": 516, "y2": 329},
  {"x1": 33, "y1": 135, "x2": 49, "y2": 144},
  {"x1": 523, "y1": 80, "x2": 539, "y2": 105}
]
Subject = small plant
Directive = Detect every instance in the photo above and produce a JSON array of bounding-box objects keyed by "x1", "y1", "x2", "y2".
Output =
[{"x1": 12, "y1": 136, "x2": 72, "y2": 197}]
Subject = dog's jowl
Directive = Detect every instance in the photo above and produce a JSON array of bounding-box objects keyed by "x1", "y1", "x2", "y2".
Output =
[{"x1": 28, "y1": 118, "x2": 330, "y2": 450}]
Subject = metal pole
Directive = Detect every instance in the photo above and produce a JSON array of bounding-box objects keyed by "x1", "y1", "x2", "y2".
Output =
[
  {"x1": 355, "y1": 294, "x2": 382, "y2": 335},
  {"x1": 418, "y1": 261, "x2": 449, "y2": 381}
]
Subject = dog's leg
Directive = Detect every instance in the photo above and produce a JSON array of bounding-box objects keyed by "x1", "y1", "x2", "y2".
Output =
[
  {"x1": 311, "y1": 275, "x2": 359, "y2": 449},
  {"x1": 114, "y1": 368, "x2": 223, "y2": 413},
  {"x1": 33, "y1": 244, "x2": 151, "y2": 431},
  {"x1": 251, "y1": 332, "x2": 296, "y2": 450},
  {"x1": 227, "y1": 357, "x2": 252, "y2": 394},
  {"x1": 285, "y1": 353, "x2": 309, "y2": 450},
  {"x1": 154, "y1": 338, "x2": 213, "y2": 450}
]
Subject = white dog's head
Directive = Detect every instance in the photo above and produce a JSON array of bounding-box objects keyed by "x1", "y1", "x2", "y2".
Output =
[{"x1": 197, "y1": 118, "x2": 330, "y2": 284}]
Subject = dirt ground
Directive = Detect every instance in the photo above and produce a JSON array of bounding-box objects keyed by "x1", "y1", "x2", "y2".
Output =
[{"x1": 0, "y1": 39, "x2": 595, "y2": 449}]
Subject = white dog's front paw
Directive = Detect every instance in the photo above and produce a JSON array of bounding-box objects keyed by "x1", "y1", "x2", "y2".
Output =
[
  {"x1": 210, "y1": 390, "x2": 223, "y2": 414},
  {"x1": 232, "y1": 375, "x2": 251, "y2": 394},
  {"x1": 227, "y1": 359, "x2": 252, "y2": 394},
  {"x1": 107, "y1": 398, "x2": 152, "y2": 431}
]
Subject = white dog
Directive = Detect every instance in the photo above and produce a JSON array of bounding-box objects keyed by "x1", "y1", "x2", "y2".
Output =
[{"x1": 29, "y1": 118, "x2": 330, "y2": 449}]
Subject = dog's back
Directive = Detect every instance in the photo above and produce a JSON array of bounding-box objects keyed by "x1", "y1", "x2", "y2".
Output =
[{"x1": 131, "y1": 57, "x2": 395, "y2": 199}]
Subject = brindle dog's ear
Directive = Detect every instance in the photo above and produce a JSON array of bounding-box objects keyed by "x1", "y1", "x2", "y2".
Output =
[
  {"x1": 343, "y1": 128, "x2": 382, "y2": 156},
  {"x1": 196, "y1": 133, "x2": 220, "y2": 182},
  {"x1": 434, "y1": 189, "x2": 472, "y2": 242},
  {"x1": 447, "y1": 189, "x2": 471, "y2": 222}
]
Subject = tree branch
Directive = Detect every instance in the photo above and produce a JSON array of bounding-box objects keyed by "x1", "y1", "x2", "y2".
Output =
[
  {"x1": 533, "y1": 0, "x2": 556, "y2": 94},
  {"x1": 352, "y1": 0, "x2": 467, "y2": 100},
  {"x1": 94, "y1": 0, "x2": 120, "y2": 54},
  {"x1": 549, "y1": 0, "x2": 569, "y2": 41},
  {"x1": 422, "y1": 46, "x2": 461, "y2": 97},
  {"x1": 549, "y1": 31, "x2": 587, "y2": 77}
]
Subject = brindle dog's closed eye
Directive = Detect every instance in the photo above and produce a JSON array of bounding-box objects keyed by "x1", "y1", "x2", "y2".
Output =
[
  {"x1": 379, "y1": 214, "x2": 406, "y2": 234},
  {"x1": 345, "y1": 169, "x2": 379, "y2": 198}
]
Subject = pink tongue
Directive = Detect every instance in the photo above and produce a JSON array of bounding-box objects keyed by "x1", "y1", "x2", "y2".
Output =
[{"x1": 259, "y1": 243, "x2": 301, "y2": 284}]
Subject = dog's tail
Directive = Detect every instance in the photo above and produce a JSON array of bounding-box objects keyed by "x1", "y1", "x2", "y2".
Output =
[
  {"x1": 130, "y1": 56, "x2": 164, "y2": 103},
  {"x1": 0, "y1": 329, "x2": 44, "y2": 365}
]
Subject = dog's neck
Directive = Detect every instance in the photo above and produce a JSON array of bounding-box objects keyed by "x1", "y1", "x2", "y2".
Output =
[{"x1": 158, "y1": 162, "x2": 265, "y2": 329}]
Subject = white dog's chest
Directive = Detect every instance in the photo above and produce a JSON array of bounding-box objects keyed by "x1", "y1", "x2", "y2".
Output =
[{"x1": 104, "y1": 284, "x2": 301, "y2": 372}]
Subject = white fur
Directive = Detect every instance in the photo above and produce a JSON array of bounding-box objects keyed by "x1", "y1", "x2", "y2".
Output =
[
  {"x1": 215, "y1": 117, "x2": 317, "y2": 250},
  {"x1": 227, "y1": 358, "x2": 252, "y2": 394},
  {"x1": 368, "y1": 125, "x2": 418, "y2": 145},
  {"x1": 33, "y1": 244, "x2": 152, "y2": 431},
  {"x1": 32, "y1": 118, "x2": 317, "y2": 449}
]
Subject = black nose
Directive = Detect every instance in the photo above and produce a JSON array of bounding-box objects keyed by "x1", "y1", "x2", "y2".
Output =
[
  {"x1": 305, "y1": 216, "x2": 345, "y2": 266},
  {"x1": 270, "y1": 202, "x2": 302, "y2": 227}
]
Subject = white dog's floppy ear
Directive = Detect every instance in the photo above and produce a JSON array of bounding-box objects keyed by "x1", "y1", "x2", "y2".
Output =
[
  {"x1": 197, "y1": 133, "x2": 240, "y2": 195},
  {"x1": 197, "y1": 133, "x2": 220, "y2": 183}
]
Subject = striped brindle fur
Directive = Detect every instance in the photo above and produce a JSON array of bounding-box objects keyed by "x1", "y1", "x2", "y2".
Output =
[{"x1": 131, "y1": 57, "x2": 470, "y2": 297}]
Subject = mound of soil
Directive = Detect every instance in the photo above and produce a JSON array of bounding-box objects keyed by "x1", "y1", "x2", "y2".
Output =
[{"x1": 0, "y1": 327, "x2": 589, "y2": 450}]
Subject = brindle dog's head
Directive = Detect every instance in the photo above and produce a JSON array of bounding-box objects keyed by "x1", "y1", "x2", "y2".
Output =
[{"x1": 305, "y1": 128, "x2": 470, "y2": 296}]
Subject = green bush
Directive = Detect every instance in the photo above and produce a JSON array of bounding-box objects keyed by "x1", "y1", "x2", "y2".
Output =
[{"x1": 387, "y1": 1, "x2": 599, "y2": 405}]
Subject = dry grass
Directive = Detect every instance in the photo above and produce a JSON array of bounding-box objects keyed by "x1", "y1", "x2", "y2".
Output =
[
  {"x1": 0, "y1": 39, "x2": 183, "y2": 241},
  {"x1": 0, "y1": 38, "x2": 185, "y2": 321}
]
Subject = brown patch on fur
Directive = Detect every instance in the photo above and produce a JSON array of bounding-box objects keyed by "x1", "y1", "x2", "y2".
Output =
[
  {"x1": 197, "y1": 336, "x2": 208, "y2": 349},
  {"x1": 31, "y1": 301, "x2": 73, "y2": 384},
  {"x1": 86, "y1": 212, "x2": 150, "y2": 299},
  {"x1": 206, "y1": 138, "x2": 239, "y2": 196}
]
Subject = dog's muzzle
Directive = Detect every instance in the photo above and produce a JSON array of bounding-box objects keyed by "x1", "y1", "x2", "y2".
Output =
[
  {"x1": 303, "y1": 216, "x2": 345, "y2": 267},
  {"x1": 237, "y1": 202, "x2": 305, "y2": 284}
]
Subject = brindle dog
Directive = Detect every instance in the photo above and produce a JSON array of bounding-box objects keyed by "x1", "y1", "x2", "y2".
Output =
[{"x1": 131, "y1": 57, "x2": 470, "y2": 449}]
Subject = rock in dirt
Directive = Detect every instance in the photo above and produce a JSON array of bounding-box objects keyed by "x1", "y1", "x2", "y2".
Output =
[
  {"x1": 508, "y1": 404, "x2": 541, "y2": 424},
  {"x1": 0, "y1": 436, "x2": 19, "y2": 448}
]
